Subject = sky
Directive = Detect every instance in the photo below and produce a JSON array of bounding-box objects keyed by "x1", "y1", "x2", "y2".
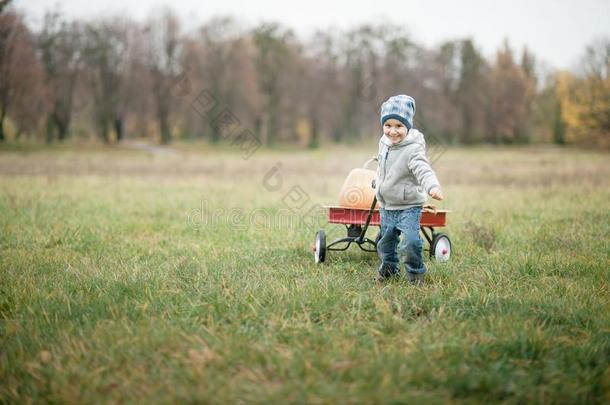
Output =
[{"x1": 18, "y1": 0, "x2": 610, "y2": 70}]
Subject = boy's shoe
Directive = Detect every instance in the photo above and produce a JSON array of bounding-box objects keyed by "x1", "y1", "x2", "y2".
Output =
[
  {"x1": 376, "y1": 264, "x2": 400, "y2": 284},
  {"x1": 375, "y1": 272, "x2": 399, "y2": 284},
  {"x1": 407, "y1": 272, "x2": 425, "y2": 286}
]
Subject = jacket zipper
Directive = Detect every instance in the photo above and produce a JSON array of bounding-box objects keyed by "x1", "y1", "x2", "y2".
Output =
[
  {"x1": 377, "y1": 147, "x2": 390, "y2": 206},
  {"x1": 383, "y1": 149, "x2": 389, "y2": 178}
]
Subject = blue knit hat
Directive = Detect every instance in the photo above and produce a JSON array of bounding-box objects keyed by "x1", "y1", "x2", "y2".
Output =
[{"x1": 380, "y1": 94, "x2": 416, "y2": 129}]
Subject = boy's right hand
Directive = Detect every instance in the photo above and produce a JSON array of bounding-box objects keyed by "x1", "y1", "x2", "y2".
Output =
[{"x1": 429, "y1": 187, "x2": 444, "y2": 200}]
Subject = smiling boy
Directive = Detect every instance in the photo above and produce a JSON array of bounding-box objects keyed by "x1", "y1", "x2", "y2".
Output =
[{"x1": 374, "y1": 94, "x2": 444, "y2": 284}]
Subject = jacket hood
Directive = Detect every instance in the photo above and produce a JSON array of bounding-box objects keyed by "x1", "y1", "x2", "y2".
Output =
[{"x1": 380, "y1": 128, "x2": 426, "y2": 148}]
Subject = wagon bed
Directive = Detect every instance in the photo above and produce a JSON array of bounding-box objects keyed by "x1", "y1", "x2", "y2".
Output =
[{"x1": 324, "y1": 205, "x2": 450, "y2": 227}]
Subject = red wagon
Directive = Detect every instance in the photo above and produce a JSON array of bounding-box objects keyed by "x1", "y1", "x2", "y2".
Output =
[{"x1": 313, "y1": 197, "x2": 452, "y2": 263}]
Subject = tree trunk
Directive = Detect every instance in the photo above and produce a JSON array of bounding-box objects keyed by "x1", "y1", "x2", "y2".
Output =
[
  {"x1": 553, "y1": 102, "x2": 565, "y2": 145},
  {"x1": 266, "y1": 94, "x2": 279, "y2": 146},
  {"x1": 0, "y1": 111, "x2": 5, "y2": 142},
  {"x1": 332, "y1": 125, "x2": 342, "y2": 143},
  {"x1": 46, "y1": 115, "x2": 55, "y2": 143},
  {"x1": 210, "y1": 120, "x2": 220, "y2": 144},
  {"x1": 114, "y1": 117, "x2": 124, "y2": 142},
  {"x1": 99, "y1": 120, "x2": 109, "y2": 143},
  {"x1": 254, "y1": 116, "x2": 262, "y2": 145},
  {"x1": 159, "y1": 113, "x2": 171, "y2": 144},
  {"x1": 461, "y1": 106, "x2": 472, "y2": 144},
  {"x1": 308, "y1": 114, "x2": 319, "y2": 149},
  {"x1": 57, "y1": 118, "x2": 68, "y2": 141}
]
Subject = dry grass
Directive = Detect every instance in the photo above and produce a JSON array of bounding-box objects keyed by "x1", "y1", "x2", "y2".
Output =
[{"x1": 1, "y1": 143, "x2": 609, "y2": 404}]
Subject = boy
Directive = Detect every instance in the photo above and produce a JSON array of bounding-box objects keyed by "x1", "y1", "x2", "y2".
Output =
[{"x1": 375, "y1": 94, "x2": 444, "y2": 284}]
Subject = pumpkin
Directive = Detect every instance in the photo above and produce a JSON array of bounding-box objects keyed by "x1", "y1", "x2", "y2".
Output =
[{"x1": 338, "y1": 167, "x2": 380, "y2": 209}]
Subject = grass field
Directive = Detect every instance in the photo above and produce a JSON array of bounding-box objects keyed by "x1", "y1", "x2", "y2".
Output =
[{"x1": 1, "y1": 143, "x2": 609, "y2": 403}]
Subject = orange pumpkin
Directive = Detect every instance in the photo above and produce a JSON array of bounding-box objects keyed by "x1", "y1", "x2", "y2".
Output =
[{"x1": 338, "y1": 166, "x2": 380, "y2": 209}]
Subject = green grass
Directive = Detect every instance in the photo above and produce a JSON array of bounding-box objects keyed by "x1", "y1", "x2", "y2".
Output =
[{"x1": 1, "y1": 145, "x2": 609, "y2": 403}]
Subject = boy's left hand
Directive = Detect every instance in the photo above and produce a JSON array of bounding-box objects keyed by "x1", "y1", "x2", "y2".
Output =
[{"x1": 429, "y1": 187, "x2": 444, "y2": 200}]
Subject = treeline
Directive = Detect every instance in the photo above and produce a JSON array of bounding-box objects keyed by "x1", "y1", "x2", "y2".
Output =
[{"x1": 0, "y1": 4, "x2": 608, "y2": 147}]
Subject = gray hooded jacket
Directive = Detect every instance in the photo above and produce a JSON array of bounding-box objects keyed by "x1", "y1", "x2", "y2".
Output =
[{"x1": 375, "y1": 129, "x2": 440, "y2": 210}]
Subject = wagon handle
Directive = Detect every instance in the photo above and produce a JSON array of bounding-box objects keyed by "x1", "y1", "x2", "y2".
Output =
[
  {"x1": 423, "y1": 204, "x2": 437, "y2": 214},
  {"x1": 363, "y1": 156, "x2": 378, "y2": 170}
]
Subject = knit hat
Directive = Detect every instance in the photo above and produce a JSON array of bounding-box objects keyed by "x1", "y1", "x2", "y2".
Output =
[{"x1": 380, "y1": 94, "x2": 416, "y2": 129}]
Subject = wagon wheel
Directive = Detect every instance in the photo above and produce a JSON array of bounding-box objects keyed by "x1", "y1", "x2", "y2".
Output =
[
  {"x1": 314, "y1": 230, "x2": 327, "y2": 263},
  {"x1": 430, "y1": 233, "x2": 451, "y2": 262}
]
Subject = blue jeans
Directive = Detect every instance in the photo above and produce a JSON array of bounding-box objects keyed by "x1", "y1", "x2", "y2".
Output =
[{"x1": 377, "y1": 206, "x2": 426, "y2": 277}]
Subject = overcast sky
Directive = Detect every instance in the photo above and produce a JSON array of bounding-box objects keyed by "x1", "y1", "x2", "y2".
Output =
[{"x1": 18, "y1": 0, "x2": 610, "y2": 70}]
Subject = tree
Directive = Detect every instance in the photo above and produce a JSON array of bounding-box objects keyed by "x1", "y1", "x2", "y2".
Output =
[
  {"x1": 0, "y1": 0, "x2": 12, "y2": 14},
  {"x1": 0, "y1": 11, "x2": 20, "y2": 141},
  {"x1": 530, "y1": 72, "x2": 565, "y2": 145},
  {"x1": 82, "y1": 18, "x2": 134, "y2": 143},
  {"x1": 144, "y1": 9, "x2": 183, "y2": 144},
  {"x1": 437, "y1": 41, "x2": 459, "y2": 99},
  {"x1": 335, "y1": 25, "x2": 384, "y2": 143},
  {"x1": 430, "y1": 39, "x2": 489, "y2": 144},
  {"x1": 252, "y1": 23, "x2": 292, "y2": 146},
  {"x1": 198, "y1": 16, "x2": 242, "y2": 142},
  {"x1": 516, "y1": 47, "x2": 538, "y2": 142},
  {"x1": 0, "y1": 11, "x2": 44, "y2": 141},
  {"x1": 486, "y1": 40, "x2": 529, "y2": 143},
  {"x1": 456, "y1": 39, "x2": 488, "y2": 143},
  {"x1": 301, "y1": 30, "x2": 340, "y2": 148},
  {"x1": 382, "y1": 28, "x2": 414, "y2": 93},
  {"x1": 577, "y1": 38, "x2": 610, "y2": 145},
  {"x1": 38, "y1": 12, "x2": 82, "y2": 142},
  {"x1": 555, "y1": 39, "x2": 610, "y2": 147}
]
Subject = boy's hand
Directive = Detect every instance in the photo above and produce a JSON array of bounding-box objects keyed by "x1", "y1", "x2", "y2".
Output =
[{"x1": 429, "y1": 187, "x2": 444, "y2": 200}]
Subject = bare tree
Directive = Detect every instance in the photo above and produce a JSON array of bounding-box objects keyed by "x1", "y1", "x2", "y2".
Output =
[
  {"x1": 456, "y1": 39, "x2": 488, "y2": 143},
  {"x1": 252, "y1": 23, "x2": 293, "y2": 146},
  {"x1": 3, "y1": 5, "x2": 597, "y2": 148},
  {"x1": 579, "y1": 38, "x2": 610, "y2": 137},
  {"x1": 143, "y1": 9, "x2": 183, "y2": 144},
  {"x1": 0, "y1": 0, "x2": 12, "y2": 15},
  {"x1": 196, "y1": 16, "x2": 242, "y2": 142},
  {"x1": 487, "y1": 41, "x2": 529, "y2": 143},
  {"x1": 0, "y1": 7, "x2": 44, "y2": 142},
  {"x1": 82, "y1": 17, "x2": 134, "y2": 143},
  {"x1": 300, "y1": 30, "x2": 341, "y2": 148},
  {"x1": 38, "y1": 12, "x2": 82, "y2": 142},
  {"x1": 335, "y1": 25, "x2": 383, "y2": 142},
  {"x1": 10, "y1": 21, "x2": 46, "y2": 139},
  {"x1": 0, "y1": 11, "x2": 19, "y2": 141},
  {"x1": 0, "y1": 9, "x2": 45, "y2": 142}
]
